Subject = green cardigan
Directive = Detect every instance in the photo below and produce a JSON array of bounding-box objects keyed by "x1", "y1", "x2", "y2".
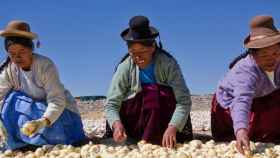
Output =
[{"x1": 105, "y1": 49, "x2": 192, "y2": 132}]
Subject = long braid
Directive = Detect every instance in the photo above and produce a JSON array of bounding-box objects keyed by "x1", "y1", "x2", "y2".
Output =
[
  {"x1": 114, "y1": 53, "x2": 130, "y2": 72},
  {"x1": 0, "y1": 57, "x2": 10, "y2": 73},
  {"x1": 229, "y1": 49, "x2": 256, "y2": 69},
  {"x1": 156, "y1": 46, "x2": 174, "y2": 59}
]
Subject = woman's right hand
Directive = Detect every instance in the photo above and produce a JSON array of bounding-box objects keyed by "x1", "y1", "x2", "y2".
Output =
[
  {"x1": 112, "y1": 120, "x2": 127, "y2": 143},
  {"x1": 236, "y1": 128, "x2": 251, "y2": 155}
]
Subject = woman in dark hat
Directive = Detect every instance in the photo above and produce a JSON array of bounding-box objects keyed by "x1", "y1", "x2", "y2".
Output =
[
  {"x1": 211, "y1": 15, "x2": 280, "y2": 155},
  {"x1": 105, "y1": 15, "x2": 193, "y2": 148},
  {"x1": 0, "y1": 20, "x2": 86, "y2": 150}
]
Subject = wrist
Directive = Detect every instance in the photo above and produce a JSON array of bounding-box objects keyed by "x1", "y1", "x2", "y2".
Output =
[
  {"x1": 236, "y1": 128, "x2": 248, "y2": 135},
  {"x1": 168, "y1": 124, "x2": 177, "y2": 131},
  {"x1": 40, "y1": 117, "x2": 50, "y2": 126},
  {"x1": 112, "y1": 120, "x2": 122, "y2": 130}
]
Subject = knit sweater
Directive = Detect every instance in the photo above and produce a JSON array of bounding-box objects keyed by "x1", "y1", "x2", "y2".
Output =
[
  {"x1": 216, "y1": 54, "x2": 280, "y2": 133},
  {"x1": 0, "y1": 53, "x2": 79, "y2": 125},
  {"x1": 105, "y1": 49, "x2": 192, "y2": 132}
]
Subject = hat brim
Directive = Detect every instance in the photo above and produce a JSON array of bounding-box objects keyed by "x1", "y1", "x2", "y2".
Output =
[
  {"x1": 121, "y1": 26, "x2": 159, "y2": 41},
  {"x1": 244, "y1": 32, "x2": 280, "y2": 49},
  {"x1": 0, "y1": 30, "x2": 38, "y2": 40}
]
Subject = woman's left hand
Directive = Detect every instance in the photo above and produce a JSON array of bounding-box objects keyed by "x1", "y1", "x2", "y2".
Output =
[
  {"x1": 162, "y1": 125, "x2": 177, "y2": 148},
  {"x1": 21, "y1": 118, "x2": 49, "y2": 137}
]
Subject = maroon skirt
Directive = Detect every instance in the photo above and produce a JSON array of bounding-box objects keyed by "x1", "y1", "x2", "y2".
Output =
[
  {"x1": 211, "y1": 89, "x2": 280, "y2": 142},
  {"x1": 120, "y1": 84, "x2": 193, "y2": 145}
]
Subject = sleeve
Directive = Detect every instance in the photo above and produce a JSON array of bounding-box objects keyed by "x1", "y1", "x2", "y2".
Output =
[
  {"x1": 228, "y1": 66, "x2": 257, "y2": 134},
  {"x1": 105, "y1": 62, "x2": 130, "y2": 128},
  {"x1": 41, "y1": 60, "x2": 67, "y2": 125},
  {"x1": 166, "y1": 59, "x2": 192, "y2": 132}
]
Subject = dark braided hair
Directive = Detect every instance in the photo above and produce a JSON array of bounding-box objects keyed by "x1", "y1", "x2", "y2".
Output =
[
  {"x1": 0, "y1": 57, "x2": 10, "y2": 73},
  {"x1": 0, "y1": 36, "x2": 34, "y2": 73},
  {"x1": 229, "y1": 49, "x2": 257, "y2": 69},
  {"x1": 229, "y1": 43, "x2": 280, "y2": 69}
]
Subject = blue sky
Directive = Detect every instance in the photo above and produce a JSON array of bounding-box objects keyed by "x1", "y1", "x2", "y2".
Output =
[{"x1": 0, "y1": 1, "x2": 279, "y2": 96}]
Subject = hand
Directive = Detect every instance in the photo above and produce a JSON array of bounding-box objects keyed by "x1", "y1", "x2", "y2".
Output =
[
  {"x1": 21, "y1": 118, "x2": 49, "y2": 137},
  {"x1": 112, "y1": 120, "x2": 127, "y2": 143},
  {"x1": 236, "y1": 128, "x2": 251, "y2": 155},
  {"x1": 162, "y1": 125, "x2": 177, "y2": 148}
]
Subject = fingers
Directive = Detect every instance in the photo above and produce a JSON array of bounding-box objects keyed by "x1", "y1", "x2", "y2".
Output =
[
  {"x1": 236, "y1": 128, "x2": 250, "y2": 155},
  {"x1": 162, "y1": 135, "x2": 176, "y2": 148},
  {"x1": 172, "y1": 135, "x2": 176, "y2": 148},
  {"x1": 123, "y1": 132, "x2": 127, "y2": 140},
  {"x1": 27, "y1": 123, "x2": 37, "y2": 135},
  {"x1": 166, "y1": 136, "x2": 171, "y2": 148},
  {"x1": 162, "y1": 136, "x2": 167, "y2": 147},
  {"x1": 244, "y1": 139, "x2": 251, "y2": 152},
  {"x1": 162, "y1": 132, "x2": 168, "y2": 147},
  {"x1": 113, "y1": 129, "x2": 127, "y2": 143},
  {"x1": 113, "y1": 130, "x2": 121, "y2": 142},
  {"x1": 236, "y1": 137, "x2": 251, "y2": 155},
  {"x1": 236, "y1": 140, "x2": 244, "y2": 155},
  {"x1": 21, "y1": 124, "x2": 32, "y2": 136},
  {"x1": 162, "y1": 126, "x2": 177, "y2": 148},
  {"x1": 168, "y1": 136, "x2": 173, "y2": 148},
  {"x1": 21, "y1": 122, "x2": 38, "y2": 136},
  {"x1": 169, "y1": 136, "x2": 176, "y2": 148},
  {"x1": 112, "y1": 121, "x2": 127, "y2": 143}
]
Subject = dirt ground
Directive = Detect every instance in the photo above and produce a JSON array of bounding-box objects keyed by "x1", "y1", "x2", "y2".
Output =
[{"x1": 77, "y1": 95, "x2": 214, "y2": 141}]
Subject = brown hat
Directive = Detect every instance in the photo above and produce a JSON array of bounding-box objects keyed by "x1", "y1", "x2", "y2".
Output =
[
  {"x1": 0, "y1": 20, "x2": 38, "y2": 39},
  {"x1": 244, "y1": 15, "x2": 280, "y2": 48}
]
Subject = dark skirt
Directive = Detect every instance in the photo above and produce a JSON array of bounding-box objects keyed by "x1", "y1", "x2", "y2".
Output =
[
  {"x1": 119, "y1": 84, "x2": 193, "y2": 145},
  {"x1": 211, "y1": 89, "x2": 280, "y2": 142}
]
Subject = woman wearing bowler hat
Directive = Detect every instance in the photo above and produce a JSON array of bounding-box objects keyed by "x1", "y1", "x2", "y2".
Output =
[
  {"x1": 105, "y1": 15, "x2": 193, "y2": 148},
  {"x1": 0, "y1": 20, "x2": 86, "y2": 150},
  {"x1": 212, "y1": 15, "x2": 280, "y2": 154}
]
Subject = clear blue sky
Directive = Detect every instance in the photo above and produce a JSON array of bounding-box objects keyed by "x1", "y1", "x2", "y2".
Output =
[{"x1": 0, "y1": 1, "x2": 279, "y2": 96}]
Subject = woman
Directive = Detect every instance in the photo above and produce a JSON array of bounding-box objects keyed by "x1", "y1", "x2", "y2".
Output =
[
  {"x1": 105, "y1": 16, "x2": 193, "y2": 148},
  {"x1": 0, "y1": 20, "x2": 86, "y2": 150},
  {"x1": 211, "y1": 15, "x2": 280, "y2": 155}
]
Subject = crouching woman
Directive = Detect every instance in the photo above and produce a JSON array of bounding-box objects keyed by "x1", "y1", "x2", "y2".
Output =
[
  {"x1": 0, "y1": 20, "x2": 86, "y2": 150},
  {"x1": 211, "y1": 15, "x2": 280, "y2": 154},
  {"x1": 105, "y1": 16, "x2": 193, "y2": 148}
]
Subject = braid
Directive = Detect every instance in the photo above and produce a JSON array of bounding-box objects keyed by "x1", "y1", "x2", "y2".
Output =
[
  {"x1": 229, "y1": 49, "x2": 257, "y2": 69},
  {"x1": 114, "y1": 53, "x2": 129, "y2": 72},
  {"x1": 0, "y1": 57, "x2": 10, "y2": 73},
  {"x1": 156, "y1": 46, "x2": 174, "y2": 59}
]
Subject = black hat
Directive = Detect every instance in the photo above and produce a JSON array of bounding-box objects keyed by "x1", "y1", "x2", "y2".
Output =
[{"x1": 121, "y1": 16, "x2": 159, "y2": 41}]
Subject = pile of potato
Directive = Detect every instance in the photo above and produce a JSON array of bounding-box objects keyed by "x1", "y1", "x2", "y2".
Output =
[{"x1": 1, "y1": 140, "x2": 280, "y2": 158}]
